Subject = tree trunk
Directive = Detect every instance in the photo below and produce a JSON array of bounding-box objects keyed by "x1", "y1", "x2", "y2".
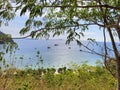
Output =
[
  {"x1": 116, "y1": 55, "x2": 120, "y2": 90},
  {"x1": 115, "y1": 27, "x2": 120, "y2": 41},
  {"x1": 107, "y1": 27, "x2": 120, "y2": 90}
]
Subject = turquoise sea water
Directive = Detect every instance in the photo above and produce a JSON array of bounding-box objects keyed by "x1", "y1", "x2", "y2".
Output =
[{"x1": 1, "y1": 39, "x2": 118, "y2": 69}]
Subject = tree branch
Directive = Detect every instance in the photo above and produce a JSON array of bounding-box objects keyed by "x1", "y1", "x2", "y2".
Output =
[
  {"x1": 38, "y1": 4, "x2": 120, "y2": 10},
  {"x1": 12, "y1": 35, "x2": 30, "y2": 39},
  {"x1": 11, "y1": 23, "x2": 97, "y2": 39},
  {"x1": 115, "y1": 15, "x2": 120, "y2": 41},
  {"x1": 75, "y1": 39, "x2": 111, "y2": 58}
]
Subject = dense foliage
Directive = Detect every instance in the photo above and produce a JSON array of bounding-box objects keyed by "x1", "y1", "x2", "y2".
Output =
[{"x1": 0, "y1": 64, "x2": 117, "y2": 90}]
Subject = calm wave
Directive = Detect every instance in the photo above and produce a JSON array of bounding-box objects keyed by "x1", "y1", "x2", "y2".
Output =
[{"x1": 2, "y1": 39, "x2": 118, "y2": 69}]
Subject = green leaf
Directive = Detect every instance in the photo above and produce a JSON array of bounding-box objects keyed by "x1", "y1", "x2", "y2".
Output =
[
  {"x1": 36, "y1": 33, "x2": 42, "y2": 38},
  {"x1": 20, "y1": 5, "x2": 28, "y2": 16},
  {"x1": 25, "y1": 19, "x2": 32, "y2": 26},
  {"x1": 53, "y1": 31, "x2": 61, "y2": 37},
  {"x1": 30, "y1": 31, "x2": 37, "y2": 38},
  {"x1": 33, "y1": 20, "x2": 42, "y2": 28},
  {"x1": 87, "y1": 38, "x2": 96, "y2": 42},
  {"x1": 20, "y1": 27, "x2": 30, "y2": 35},
  {"x1": 75, "y1": 39, "x2": 82, "y2": 46}
]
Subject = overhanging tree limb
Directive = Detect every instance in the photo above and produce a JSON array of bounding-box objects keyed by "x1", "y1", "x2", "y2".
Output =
[
  {"x1": 33, "y1": 5, "x2": 120, "y2": 10},
  {"x1": 11, "y1": 23, "x2": 97, "y2": 39}
]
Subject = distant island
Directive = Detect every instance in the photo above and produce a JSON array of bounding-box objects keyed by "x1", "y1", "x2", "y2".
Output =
[{"x1": 0, "y1": 31, "x2": 14, "y2": 44}]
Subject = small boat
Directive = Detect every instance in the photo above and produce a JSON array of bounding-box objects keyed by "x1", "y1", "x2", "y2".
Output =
[
  {"x1": 47, "y1": 46, "x2": 51, "y2": 49},
  {"x1": 54, "y1": 44, "x2": 58, "y2": 46}
]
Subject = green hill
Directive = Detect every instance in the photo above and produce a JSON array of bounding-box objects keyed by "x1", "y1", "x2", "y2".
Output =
[{"x1": 0, "y1": 31, "x2": 14, "y2": 44}]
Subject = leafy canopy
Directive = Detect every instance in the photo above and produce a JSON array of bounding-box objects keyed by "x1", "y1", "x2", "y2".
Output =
[
  {"x1": 0, "y1": 0, "x2": 15, "y2": 26},
  {"x1": 1, "y1": 0, "x2": 120, "y2": 43}
]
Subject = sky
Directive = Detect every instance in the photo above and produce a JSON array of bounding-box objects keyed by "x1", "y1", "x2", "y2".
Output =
[{"x1": 0, "y1": 14, "x2": 118, "y2": 42}]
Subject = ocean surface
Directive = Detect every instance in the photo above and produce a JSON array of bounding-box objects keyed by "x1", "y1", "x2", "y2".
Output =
[{"x1": 1, "y1": 39, "x2": 118, "y2": 69}]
